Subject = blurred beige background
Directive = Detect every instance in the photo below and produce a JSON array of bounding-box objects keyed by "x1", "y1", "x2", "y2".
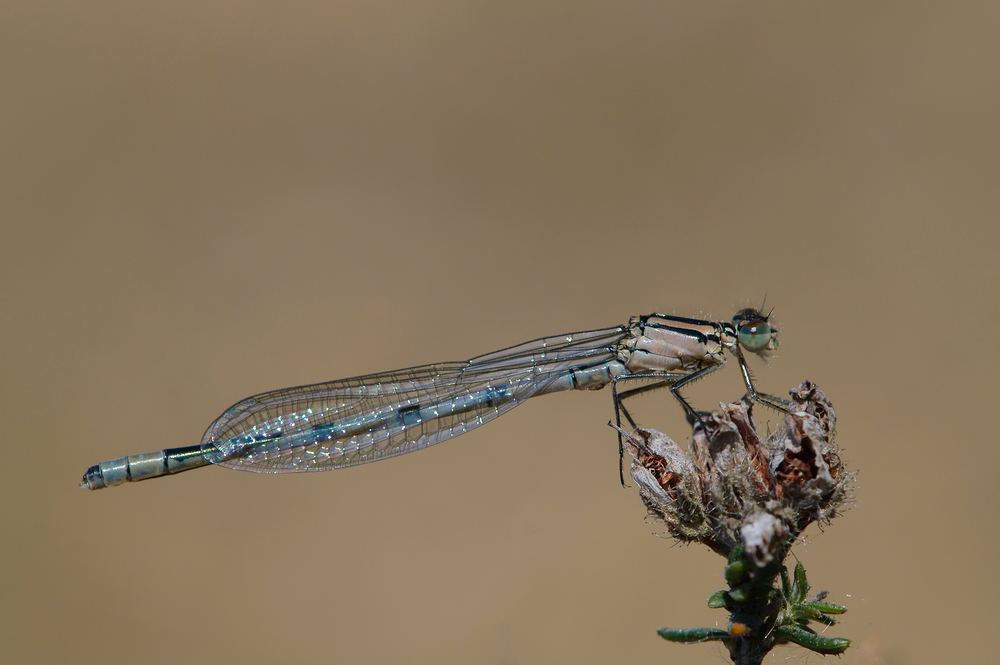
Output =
[{"x1": 3, "y1": 2, "x2": 998, "y2": 664}]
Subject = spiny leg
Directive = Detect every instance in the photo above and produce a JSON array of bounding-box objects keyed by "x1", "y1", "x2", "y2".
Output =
[
  {"x1": 613, "y1": 375, "x2": 667, "y2": 485},
  {"x1": 614, "y1": 379, "x2": 675, "y2": 428},
  {"x1": 611, "y1": 372, "x2": 692, "y2": 486},
  {"x1": 666, "y1": 363, "x2": 725, "y2": 425},
  {"x1": 730, "y1": 344, "x2": 790, "y2": 414},
  {"x1": 611, "y1": 364, "x2": 733, "y2": 485}
]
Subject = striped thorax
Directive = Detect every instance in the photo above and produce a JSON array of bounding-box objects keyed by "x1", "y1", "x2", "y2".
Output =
[{"x1": 617, "y1": 308, "x2": 777, "y2": 377}]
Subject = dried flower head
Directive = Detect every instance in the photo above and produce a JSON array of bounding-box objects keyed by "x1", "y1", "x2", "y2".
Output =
[
  {"x1": 636, "y1": 382, "x2": 856, "y2": 662},
  {"x1": 622, "y1": 381, "x2": 853, "y2": 567}
]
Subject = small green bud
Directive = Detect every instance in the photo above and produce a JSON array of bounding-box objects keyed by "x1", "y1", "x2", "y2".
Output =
[
  {"x1": 725, "y1": 559, "x2": 748, "y2": 585},
  {"x1": 707, "y1": 590, "x2": 728, "y2": 609}
]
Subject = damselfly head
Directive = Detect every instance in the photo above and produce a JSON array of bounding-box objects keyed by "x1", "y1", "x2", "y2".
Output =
[{"x1": 732, "y1": 308, "x2": 779, "y2": 355}]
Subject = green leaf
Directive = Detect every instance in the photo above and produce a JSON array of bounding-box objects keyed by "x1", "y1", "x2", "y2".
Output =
[
  {"x1": 792, "y1": 605, "x2": 837, "y2": 626},
  {"x1": 793, "y1": 604, "x2": 827, "y2": 621},
  {"x1": 792, "y1": 562, "x2": 809, "y2": 603},
  {"x1": 780, "y1": 566, "x2": 792, "y2": 599},
  {"x1": 657, "y1": 627, "x2": 729, "y2": 643},
  {"x1": 727, "y1": 584, "x2": 750, "y2": 603},
  {"x1": 807, "y1": 600, "x2": 847, "y2": 615},
  {"x1": 775, "y1": 624, "x2": 851, "y2": 655},
  {"x1": 707, "y1": 590, "x2": 728, "y2": 609}
]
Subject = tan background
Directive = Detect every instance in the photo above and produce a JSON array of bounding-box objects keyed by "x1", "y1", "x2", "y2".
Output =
[{"x1": 3, "y1": 2, "x2": 998, "y2": 664}]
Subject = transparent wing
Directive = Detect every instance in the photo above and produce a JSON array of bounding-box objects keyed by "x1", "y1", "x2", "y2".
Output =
[{"x1": 201, "y1": 325, "x2": 628, "y2": 472}]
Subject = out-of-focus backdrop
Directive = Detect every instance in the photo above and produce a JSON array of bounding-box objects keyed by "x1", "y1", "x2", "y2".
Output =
[{"x1": 3, "y1": 3, "x2": 997, "y2": 664}]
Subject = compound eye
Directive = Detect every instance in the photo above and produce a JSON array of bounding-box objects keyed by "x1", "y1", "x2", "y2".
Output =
[{"x1": 738, "y1": 320, "x2": 772, "y2": 353}]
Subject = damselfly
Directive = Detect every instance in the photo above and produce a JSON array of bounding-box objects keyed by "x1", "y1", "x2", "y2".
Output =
[{"x1": 80, "y1": 309, "x2": 785, "y2": 490}]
